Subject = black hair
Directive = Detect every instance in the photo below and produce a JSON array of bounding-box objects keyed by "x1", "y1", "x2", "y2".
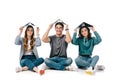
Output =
[
  {"x1": 78, "y1": 26, "x2": 91, "y2": 39},
  {"x1": 55, "y1": 22, "x2": 64, "y2": 28}
]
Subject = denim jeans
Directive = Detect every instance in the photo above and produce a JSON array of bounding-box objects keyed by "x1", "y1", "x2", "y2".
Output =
[
  {"x1": 75, "y1": 55, "x2": 99, "y2": 69},
  {"x1": 45, "y1": 57, "x2": 72, "y2": 70},
  {"x1": 20, "y1": 55, "x2": 44, "y2": 70}
]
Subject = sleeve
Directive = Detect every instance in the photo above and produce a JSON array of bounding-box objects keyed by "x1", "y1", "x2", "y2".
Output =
[
  {"x1": 93, "y1": 31, "x2": 102, "y2": 45},
  {"x1": 35, "y1": 37, "x2": 41, "y2": 47},
  {"x1": 48, "y1": 35, "x2": 53, "y2": 43},
  {"x1": 71, "y1": 32, "x2": 79, "y2": 45},
  {"x1": 15, "y1": 35, "x2": 23, "y2": 45}
]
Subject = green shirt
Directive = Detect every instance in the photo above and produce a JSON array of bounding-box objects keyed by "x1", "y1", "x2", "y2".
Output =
[{"x1": 72, "y1": 31, "x2": 102, "y2": 56}]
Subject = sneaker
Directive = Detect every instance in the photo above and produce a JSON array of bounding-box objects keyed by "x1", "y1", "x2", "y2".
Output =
[
  {"x1": 41, "y1": 64, "x2": 49, "y2": 70},
  {"x1": 15, "y1": 67, "x2": 22, "y2": 73},
  {"x1": 85, "y1": 67, "x2": 94, "y2": 75},
  {"x1": 95, "y1": 65, "x2": 105, "y2": 71},
  {"x1": 65, "y1": 66, "x2": 76, "y2": 71}
]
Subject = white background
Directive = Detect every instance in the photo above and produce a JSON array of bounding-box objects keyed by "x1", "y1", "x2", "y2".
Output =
[{"x1": 0, "y1": 0, "x2": 120, "y2": 80}]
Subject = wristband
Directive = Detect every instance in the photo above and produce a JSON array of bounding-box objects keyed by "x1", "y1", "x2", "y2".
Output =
[{"x1": 65, "y1": 29, "x2": 69, "y2": 31}]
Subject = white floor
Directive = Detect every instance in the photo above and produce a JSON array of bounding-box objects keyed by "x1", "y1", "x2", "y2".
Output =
[
  {"x1": 14, "y1": 65, "x2": 107, "y2": 80},
  {"x1": 1, "y1": 0, "x2": 120, "y2": 80}
]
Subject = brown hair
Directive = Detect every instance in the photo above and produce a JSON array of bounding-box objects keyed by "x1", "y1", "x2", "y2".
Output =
[{"x1": 23, "y1": 25, "x2": 35, "y2": 52}]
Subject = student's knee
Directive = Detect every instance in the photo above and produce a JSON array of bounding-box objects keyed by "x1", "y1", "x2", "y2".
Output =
[
  {"x1": 75, "y1": 57, "x2": 80, "y2": 64},
  {"x1": 44, "y1": 58, "x2": 51, "y2": 64},
  {"x1": 20, "y1": 59, "x2": 27, "y2": 67},
  {"x1": 38, "y1": 57, "x2": 44, "y2": 63},
  {"x1": 34, "y1": 58, "x2": 44, "y2": 66},
  {"x1": 67, "y1": 57, "x2": 73, "y2": 65},
  {"x1": 93, "y1": 55, "x2": 99, "y2": 61},
  {"x1": 75, "y1": 57, "x2": 86, "y2": 65}
]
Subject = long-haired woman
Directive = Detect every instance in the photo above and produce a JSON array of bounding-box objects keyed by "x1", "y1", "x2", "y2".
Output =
[{"x1": 15, "y1": 25, "x2": 44, "y2": 74}]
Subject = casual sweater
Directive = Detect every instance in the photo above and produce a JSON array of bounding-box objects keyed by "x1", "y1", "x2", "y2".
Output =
[
  {"x1": 15, "y1": 35, "x2": 41, "y2": 61},
  {"x1": 72, "y1": 31, "x2": 102, "y2": 56}
]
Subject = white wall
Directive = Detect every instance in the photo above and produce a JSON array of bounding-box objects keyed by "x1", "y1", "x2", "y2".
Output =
[{"x1": 0, "y1": 0, "x2": 120, "y2": 80}]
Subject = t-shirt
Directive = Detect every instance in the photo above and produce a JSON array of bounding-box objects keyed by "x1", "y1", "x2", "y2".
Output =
[
  {"x1": 24, "y1": 40, "x2": 33, "y2": 55},
  {"x1": 49, "y1": 35, "x2": 68, "y2": 58}
]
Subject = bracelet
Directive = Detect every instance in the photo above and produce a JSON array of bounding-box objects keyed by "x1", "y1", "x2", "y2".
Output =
[{"x1": 65, "y1": 29, "x2": 69, "y2": 31}]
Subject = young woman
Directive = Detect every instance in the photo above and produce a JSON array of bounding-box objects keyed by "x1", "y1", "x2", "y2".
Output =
[
  {"x1": 72, "y1": 24, "x2": 102, "y2": 74},
  {"x1": 15, "y1": 25, "x2": 44, "y2": 74}
]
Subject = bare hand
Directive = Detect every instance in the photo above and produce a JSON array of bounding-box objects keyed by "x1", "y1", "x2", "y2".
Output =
[
  {"x1": 74, "y1": 28, "x2": 77, "y2": 32},
  {"x1": 90, "y1": 27, "x2": 95, "y2": 32},
  {"x1": 65, "y1": 24, "x2": 68, "y2": 29},
  {"x1": 19, "y1": 27, "x2": 24, "y2": 34},
  {"x1": 36, "y1": 27, "x2": 40, "y2": 35}
]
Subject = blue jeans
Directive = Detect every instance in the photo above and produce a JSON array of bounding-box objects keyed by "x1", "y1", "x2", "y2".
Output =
[
  {"x1": 75, "y1": 55, "x2": 99, "y2": 69},
  {"x1": 20, "y1": 55, "x2": 44, "y2": 70},
  {"x1": 45, "y1": 57, "x2": 72, "y2": 70}
]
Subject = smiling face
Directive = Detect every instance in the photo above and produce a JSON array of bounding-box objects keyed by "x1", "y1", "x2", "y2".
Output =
[
  {"x1": 55, "y1": 24, "x2": 63, "y2": 35},
  {"x1": 55, "y1": 22, "x2": 64, "y2": 36}
]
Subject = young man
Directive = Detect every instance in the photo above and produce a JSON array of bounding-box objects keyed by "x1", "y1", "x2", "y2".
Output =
[{"x1": 42, "y1": 22, "x2": 72, "y2": 70}]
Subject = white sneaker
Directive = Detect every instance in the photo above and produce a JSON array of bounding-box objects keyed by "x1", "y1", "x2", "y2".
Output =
[
  {"x1": 15, "y1": 67, "x2": 22, "y2": 73},
  {"x1": 65, "y1": 66, "x2": 76, "y2": 71},
  {"x1": 41, "y1": 64, "x2": 49, "y2": 70},
  {"x1": 95, "y1": 65, "x2": 105, "y2": 71},
  {"x1": 85, "y1": 67, "x2": 94, "y2": 75}
]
